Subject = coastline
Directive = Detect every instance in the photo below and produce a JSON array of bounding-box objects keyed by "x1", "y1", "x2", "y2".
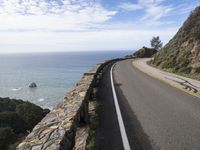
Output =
[
  {"x1": 17, "y1": 57, "x2": 126, "y2": 150},
  {"x1": 0, "y1": 51, "x2": 130, "y2": 108}
]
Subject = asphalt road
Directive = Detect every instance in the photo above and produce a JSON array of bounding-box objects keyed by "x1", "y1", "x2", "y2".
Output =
[
  {"x1": 95, "y1": 59, "x2": 200, "y2": 150},
  {"x1": 94, "y1": 63, "x2": 124, "y2": 150},
  {"x1": 113, "y1": 60, "x2": 200, "y2": 150}
]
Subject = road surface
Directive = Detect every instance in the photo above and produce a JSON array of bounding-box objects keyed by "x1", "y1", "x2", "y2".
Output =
[{"x1": 95, "y1": 59, "x2": 200, "y2": 150}]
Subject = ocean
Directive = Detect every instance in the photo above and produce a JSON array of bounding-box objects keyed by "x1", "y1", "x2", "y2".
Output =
[{"x1": 0, "y1": 51, "x2": 131, "y2": 108}]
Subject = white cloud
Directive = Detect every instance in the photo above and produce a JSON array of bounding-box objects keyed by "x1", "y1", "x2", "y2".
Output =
[
  {"x1": 0, "y1": 0, "x2": 122, "y2": 53},
  {"x1": 120, "y1": 0, "x2": 173, "y2": 21},
  {"x1": 0, "y1": 0, "x2": 197, "y2": 53},
  {"x1": 167, "y1": 2, "x2": 200, "y2": 16},
  {"x1": 139, "y1": 0, "x2": 164, "y2": 6},
  {"x1": 0, "y1": 27, "x2": 177, "y2": 53},
  {"x1": 0, "y1": 0, "x2": 117, "y2": 31},
  {"x1": 120, "y1": 0, "x2": 200, "y2": 23},
  {"x1": 142, "y1": 4, "x2": 172, "y2": 21},
  {"x1": 119, "y1": 2, "x2": 142, "y2": 11}
]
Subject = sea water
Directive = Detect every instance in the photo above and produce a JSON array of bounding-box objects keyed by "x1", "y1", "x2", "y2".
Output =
[{"x1": 0, "y1": 51, "x2": 130, "y2": 108}]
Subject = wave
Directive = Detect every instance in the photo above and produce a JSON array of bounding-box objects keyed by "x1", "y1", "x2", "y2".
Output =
[
  {"x1": 38, "y1": 98, "x2": 45, "y2": 102},
  {"x1": 11, "y1": 87, "x2": 22, "y2": 91}
]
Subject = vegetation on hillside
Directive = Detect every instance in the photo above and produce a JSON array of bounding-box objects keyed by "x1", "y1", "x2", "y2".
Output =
[
  {"x1": 0, "y1": 97, "x2": 49, "y2": 150},
  {"x1": 151, "y1": 36, "x2": 163, "y2": 50},
  {"x1": 151, "y1": 6, "x2": 200, "y2": 74},
  {"x1": 133, "y1": 46, "x2": 158, "y2": 58}
]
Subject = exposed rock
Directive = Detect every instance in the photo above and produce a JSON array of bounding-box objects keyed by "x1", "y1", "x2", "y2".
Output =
[
  {"x1": 73, "y1": 126, "x2": 89, "y2": 150},
  {"x1": 133, "y1": 46, "x2": 158, "y2": 58},
  {"x1": 29, "y1": 82, "x2": 37, "y2": 88},
  {"x1": 151, "y1": 5, "x2": 200, "y2": 73}
]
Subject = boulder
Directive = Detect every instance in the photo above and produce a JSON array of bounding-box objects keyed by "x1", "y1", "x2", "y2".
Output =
[{"x1": 29, "y1": 82, "x2": 37, "y2": 88}]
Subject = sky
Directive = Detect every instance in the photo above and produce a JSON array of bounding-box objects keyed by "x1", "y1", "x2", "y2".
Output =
[{"x1": 0, "y1": 0, "x2": 199, "y2": 53}]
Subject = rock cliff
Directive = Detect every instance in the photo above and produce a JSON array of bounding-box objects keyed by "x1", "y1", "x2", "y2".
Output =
[{"x1": 151, "y1": 6, "x2": 200, "y2": 73}]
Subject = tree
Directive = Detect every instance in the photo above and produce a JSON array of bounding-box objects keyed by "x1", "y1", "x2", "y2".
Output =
[{"x1": 151, "y1": 36, "x2": 163, "y2": 50}]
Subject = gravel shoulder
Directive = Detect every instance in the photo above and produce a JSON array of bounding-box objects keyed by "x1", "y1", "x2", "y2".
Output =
[{"x1": 133, "y1": 58, "x2": 200, "y2": 98}]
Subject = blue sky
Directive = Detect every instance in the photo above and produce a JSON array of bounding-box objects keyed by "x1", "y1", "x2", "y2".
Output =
[{"x1": 0, "y1": 0, "x2": 199, "y2": 53}]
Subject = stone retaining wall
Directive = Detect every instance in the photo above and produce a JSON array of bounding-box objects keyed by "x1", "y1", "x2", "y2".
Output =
[{"x1": 17, "y1": 58, "x2": 124, "y2": 150}]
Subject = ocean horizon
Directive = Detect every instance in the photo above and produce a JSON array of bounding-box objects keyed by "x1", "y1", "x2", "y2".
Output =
[{"x1": 0, "y1": 51, "x2": 131, "y2": 109}]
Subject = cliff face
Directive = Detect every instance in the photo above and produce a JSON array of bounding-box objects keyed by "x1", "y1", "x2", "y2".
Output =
[{"x1": 151, "y1": 6, "x2": 200, "y2": 73}]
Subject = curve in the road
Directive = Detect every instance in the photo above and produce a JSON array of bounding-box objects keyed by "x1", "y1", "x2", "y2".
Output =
[
  {"x1": 110, "y1": 63, "x2": 131, "y2": 150},
  {"x1": 113, "y1": 59, "x2": 200, "y2": 150}
]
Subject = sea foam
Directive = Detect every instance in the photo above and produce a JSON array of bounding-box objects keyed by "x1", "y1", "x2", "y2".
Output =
[
  {"x1": 11, "y1": 87, "x2": 22, "y2": 91},
  {"x1": 38, "y1": 98, "x2": 45, "y2": 102}
]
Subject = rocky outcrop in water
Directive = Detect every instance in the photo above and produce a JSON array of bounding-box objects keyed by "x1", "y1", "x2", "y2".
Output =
[{"x1": 29, "y1": 82, "x2": 37, "y2": 88}]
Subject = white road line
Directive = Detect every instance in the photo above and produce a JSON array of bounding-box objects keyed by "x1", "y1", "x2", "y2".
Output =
[{"x1": 110, "y1": 63, "x2": 131, "y2": 150}]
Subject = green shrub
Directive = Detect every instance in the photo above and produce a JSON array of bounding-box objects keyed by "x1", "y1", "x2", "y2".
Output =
[
  {"x1": 0, "y1": 97, "x2": 50, "y2": 149},
  {"x1": 0, "y1": 112, "x2": 26, "y2": 133},
  {"x1": 0, "y1": 98, "x2": 16, "y2": 112},
  {"x1": 0, "y1": 127, "x2": 16, "y2": 150},
  {"x1": 16, "y1": 102, "x2": 46, "y2": 130}
]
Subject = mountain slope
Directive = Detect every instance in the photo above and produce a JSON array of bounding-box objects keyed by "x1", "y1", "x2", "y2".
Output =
[{"x1": 151, "y1": 6, "x2": 200, "y2": 74}]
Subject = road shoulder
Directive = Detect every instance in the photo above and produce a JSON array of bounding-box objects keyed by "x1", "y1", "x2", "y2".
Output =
[{"x1": 132, "y1": 58, "x2": 200, "y2": 99}]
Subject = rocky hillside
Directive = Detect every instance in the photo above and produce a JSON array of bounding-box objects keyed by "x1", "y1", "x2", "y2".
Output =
[
  {"x1": 151, "y1": 6, "x2": 200, "y2": 73},
  {"x1": 134, "y1": 46, "x2": 157, "y2": 58}
]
